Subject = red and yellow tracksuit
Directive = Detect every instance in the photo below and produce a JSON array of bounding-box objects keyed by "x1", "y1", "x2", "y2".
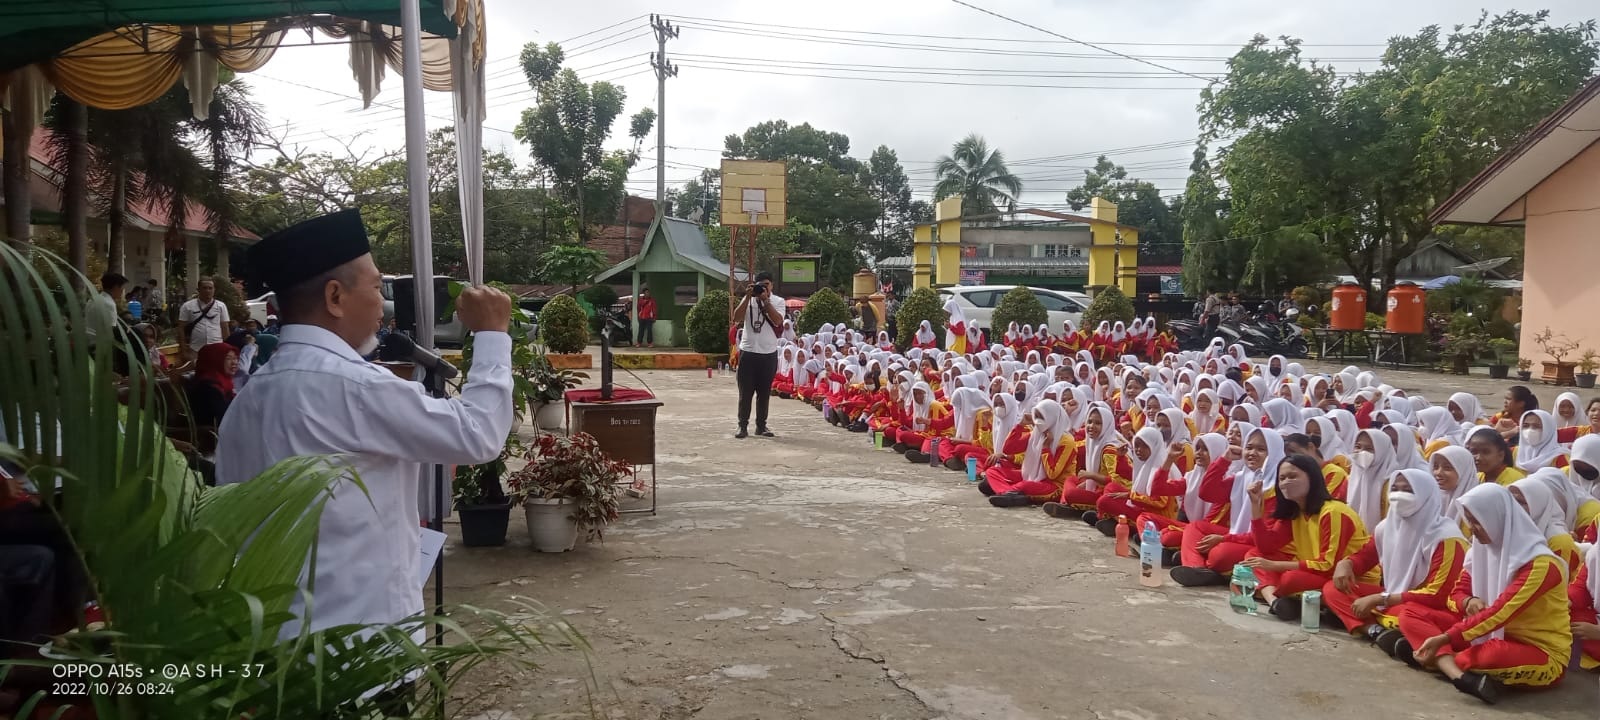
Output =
[
  {"x1": 984, "y1": 434, "x2": 1079, "y2": 504},
  {"x1": 1569, "y1": 564, "x2": 1600, "y2": 670},
  {"x1": 942, "y1": 412, "x2": 994, "y2": 465},
  {"x1": 1323, "y1": 461, "x2": 1350, "y2": 502},
  {"x1": 1057, "y1": 445, "x2": 1132, "y2": 510},
  {"x1": 1483, "y1": 466, "x2": 1527, "y2": 487},
  {"x1": 1102, "y1": 445, "x2": 1195, "y2": 529},
  {"x1": 1323, "y1": 535, "x2": 1467, "y2": 633},
  {"x1": 1250, "y1": 500, "x2": 1378, "y2": 597},
  {"x1": 1396, "y1": 555, "x2": 1571, "y2": 687}
]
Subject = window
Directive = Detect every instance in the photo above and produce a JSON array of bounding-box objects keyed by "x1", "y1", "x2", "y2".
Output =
[
  {"x1": 962, "y1": 290, "x2": 1001, "y2": 308},
  {"x1": 1033, "y1": 291, "x2": 1081, "y2": 312},
  {"x1": 1043, "y1": 245, "x2": 1083, "y2": 258}
]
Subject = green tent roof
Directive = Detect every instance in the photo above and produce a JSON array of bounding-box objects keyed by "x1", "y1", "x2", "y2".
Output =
[{"x1": 0, "y1": 1, "x2": 462, "y2": 72}]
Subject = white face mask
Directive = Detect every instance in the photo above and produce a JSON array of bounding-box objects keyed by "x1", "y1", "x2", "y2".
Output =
[
  {"x1": 1521, "y1": 428, "x2": 1543, "y2": 446},
  {"x1": 1352, "y1": 450, "x2": 1375, "y2": 469},
  {"x1": 1388, "y1": 490, "x2": 1418, "y2": 517}
]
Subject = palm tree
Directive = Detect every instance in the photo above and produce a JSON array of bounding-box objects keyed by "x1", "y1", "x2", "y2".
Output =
[
  {"x1": 933, "y1": 134, "x2": 1023, "y2": 217},
  {"x1": 0, "y1": 244, "x2": 582, "y2": 718}
]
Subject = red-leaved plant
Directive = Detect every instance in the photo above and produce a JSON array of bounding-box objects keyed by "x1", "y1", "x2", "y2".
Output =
[{"x1": 506, "y1": 432, "x2": 627, "y2": 538}]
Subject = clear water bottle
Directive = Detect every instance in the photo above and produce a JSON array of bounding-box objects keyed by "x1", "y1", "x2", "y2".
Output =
[
  {"x1": 1138, "y1": 522, "x2": 1163, "y2": 588},
  {"x1": 1229, "y1": 565, "x2": 1258, "y2": 615},
  {"x1": 1300, "y1": 590, "x2": 1322, "y2": 632}
]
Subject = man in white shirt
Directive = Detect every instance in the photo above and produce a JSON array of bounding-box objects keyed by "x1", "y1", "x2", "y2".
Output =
[
  {"x1": 217, "y1": 210, "x2": 513, "y2": 709},
  {"x1": 733, "y1": 270, "x2": 786, "y2": 439},
  {"x1": 177, "y1": 278, "x2": 229, "y2": 360}
]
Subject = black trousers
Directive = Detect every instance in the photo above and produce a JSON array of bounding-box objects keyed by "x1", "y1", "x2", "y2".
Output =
[
  {"x1": 736, "y1": 350, "x2": 779, "y2": 428},
  {"x1": 636, "y1": 319, "x2": 655, "y2": 345}
]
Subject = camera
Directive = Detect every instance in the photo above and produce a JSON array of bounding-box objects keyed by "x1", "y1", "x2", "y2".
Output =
[{"x1": 749, "y1": 283, "x2": 766, "y2": 297}]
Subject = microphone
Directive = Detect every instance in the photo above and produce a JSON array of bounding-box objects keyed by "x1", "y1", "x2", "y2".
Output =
[{"x1": 378, "y1": 332, "x2": 459, "y2": 381}]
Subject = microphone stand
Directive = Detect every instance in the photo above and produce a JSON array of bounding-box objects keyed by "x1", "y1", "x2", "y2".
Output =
[{"x1": 421, "y1": 361, "x2": 447, "y2": 649}]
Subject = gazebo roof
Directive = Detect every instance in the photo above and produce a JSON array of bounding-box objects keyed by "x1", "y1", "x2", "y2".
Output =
[
  {"x1": 0, "y1": 1, "x2": 464, "y2": 72},
  {"x1": 595, "y1": 217, "x2": 732, "y2": 283}
]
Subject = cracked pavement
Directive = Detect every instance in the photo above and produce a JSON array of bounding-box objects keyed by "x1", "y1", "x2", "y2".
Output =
[{"x1": 444, "y1": 369, "x2": 1594, "y2": 720}]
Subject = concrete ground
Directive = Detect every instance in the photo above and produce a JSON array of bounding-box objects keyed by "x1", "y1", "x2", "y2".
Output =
[{"x1": 445, "y1": 364, "x2": 1596, "y2": 720}]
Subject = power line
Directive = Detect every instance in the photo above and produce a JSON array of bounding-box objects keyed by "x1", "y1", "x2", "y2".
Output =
[
  {"x1": 675, "y1": 62, "x2": 1210, "y2": 91},
  {"x1": 947, "y1": 0, "x2": 1217, "y2": 82}
]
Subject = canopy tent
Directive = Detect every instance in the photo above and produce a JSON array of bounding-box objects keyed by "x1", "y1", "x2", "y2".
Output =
[{"x1": 0, "y1": 0, "x2": 489, "y2": 320}]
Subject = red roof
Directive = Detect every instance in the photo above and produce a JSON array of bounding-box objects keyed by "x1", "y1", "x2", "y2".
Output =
[{"x1": 24, "y1": 130, "x2": 259, "y2": 242}]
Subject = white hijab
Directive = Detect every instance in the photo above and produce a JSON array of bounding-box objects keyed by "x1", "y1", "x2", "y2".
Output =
[
  {"x1": 909, "y1": 381, "x2": 934, "y2": 430},
  {"x1": 1448, "y1": 392, "x2": 1485, "y2": 429},
  {"x1": 1529, "y1": 466, "x2": 1586, "y2": 532},
  {"x1": 991, "y1": 393, "x2": 1021, "y2": 451},
  {"x1": 1306, "y1": 416, "x2": 1343, "y2": 458},
  {"x1": 943, "y1": 298, "x2": 968, "y2": 348},
  {"x1": 915, "y1": 320, "x2": 937, "y2": 346},
  {"x1": 1375, "y1": 468, "x2": 1466, "y2": 596},
  {"x1": 1570, "y1": 434, "x2": 1600, "y2": 500},
  {"x1": 949, "y1": 386, "x2": 990, "y2": 443},
  {"x1": 1348, "y1": 428, "x2": 1397, "y2": 532},
  {"x1": 1183, "y1": 434, "x2": 1230, "y2": 524},
  {"x1": 1457, "y1": 484, "x2": 1558, "y2": 641},
  {"x1": 1512, "y1": 473, "x2": 1570, "y2": 540},
  {"x1": 1416, "y1": 406, "x2": 1463, "y2": 447},
  {"x1": 1082, "y1": 403, "x2": 1124, "y2": 490},
  {"x1": 1022, "y1": 400, "x2": 1070, "y2": 483},
  {"x1": 1387, "y1": 425, "x2": 1430, "y2": 472},
  {"x1": 1230, "y1": 428, "x2": 1284, "y2": 535},
  {"x1": 1515, "y1": 410, "x2": 1567, "y2": 472},
  {"x1": 1433, "y1": 445, "x2": 1480, "y2": 519},
  {"x1": 1554, "y1": 392, "x2": 1584, "y2": 429},
  {"x1": 1158, "y1": 407, "x2": 1193, "y2": 446},
  {"x1": 1262, "y1": 398, "x2": 1303, "y2": 434},
  {"x1": 1130, "y1": 426, "x2": 1168, "y2": 495}
]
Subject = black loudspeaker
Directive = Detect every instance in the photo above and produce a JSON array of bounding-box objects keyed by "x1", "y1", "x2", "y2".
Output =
[
  {"x1": 391, "y1": 276, "x2": 452, "y2": 337},
  {"x1": 600, "y1": 324, "x2": 614, "y2": 400}
]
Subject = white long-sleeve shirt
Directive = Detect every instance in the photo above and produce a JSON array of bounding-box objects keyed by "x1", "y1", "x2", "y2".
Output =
[{"x1": 217, "y1": 323, "x2": 512, "y2": 638}]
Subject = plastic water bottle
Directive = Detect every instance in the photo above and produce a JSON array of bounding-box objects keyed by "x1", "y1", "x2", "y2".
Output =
[
  {"x1": 1229, "y1": 565, "x2": 1259, "y2": 615},
  {"x1": 1114, "y1": 515, "x2": 1132, "y2": 557},
  {"x1": 1300, "y1": 590, "x2": 1322, "y2": 632},
  {"x1": 928, "y1": 438, "x2": 943, "y2": 467},
  {"x1": 1139, "y1": 522, "x2": 1163, "y2": 588}
]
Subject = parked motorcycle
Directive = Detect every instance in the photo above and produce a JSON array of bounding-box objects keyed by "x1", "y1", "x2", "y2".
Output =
[{"x1": 1237, "y1": 318, "x2": 1309, "y2": 359}]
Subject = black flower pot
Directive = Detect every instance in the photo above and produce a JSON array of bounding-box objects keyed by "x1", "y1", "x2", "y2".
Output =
[
  {"x1": 1516, "y1": 370, "x2": 1532, "y2": 381},
  {"x1": 1487, "y1": 364, "x2": 1509, "y2": 379},
  {"x1": 1578, "y1": 373, "x2": 1597, "y2": 389},
  {"x1": 458, "y1": 502, "x2": 512, "y2": 547}
]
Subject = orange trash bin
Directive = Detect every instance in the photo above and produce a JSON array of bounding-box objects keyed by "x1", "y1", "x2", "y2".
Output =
[
  {"x1": 1385, "y1": 283, "x2": 1426, "y2": 334},
  {"x1": 1329, "y1": 282, "x2": 1367, "y2": 331}
]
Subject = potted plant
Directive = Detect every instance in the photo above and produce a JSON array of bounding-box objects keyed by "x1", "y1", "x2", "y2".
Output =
[
  {"x1": 1533, "y1": 326, "x2": 1580, "y2": 385},
  {"x1": 506, "y1": 432, "x2": 626, "y2": 552},
  {"x1": 1486, "y1": 338, "x2": 1516, "y2": 380},
  {"x1": 1439, "y1": 331, "x2": 1485, "y2": 375},
  {"x1": 529, "y1": 350, "x2": 588, "y2": 431},
  {"x1": 453, "y1": 434, "x2": 520, "y2": 547},
  {"x1": 1578, "y1": 349, "x2": 1599, "y2": 389},
  {"x1": 1516, "y1": 357, "x2": 1534, "y2": 382}
]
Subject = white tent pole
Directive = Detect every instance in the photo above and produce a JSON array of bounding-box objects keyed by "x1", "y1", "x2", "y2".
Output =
[{"x1": 401, "y1": 0, "x2": 435, "y2": 350}]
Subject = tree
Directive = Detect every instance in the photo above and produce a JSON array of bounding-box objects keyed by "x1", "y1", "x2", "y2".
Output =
[
  {"x1": 686, "y1": 289, "x2": 732, "y2": 353},
  {"x1": 539, "y1": 293, "x2": 589, "y2": 352},
  {"x1": 796, "y1": 287, "x2": 853, "y2": 335},
  {"x1": 669, "y1": 169, "x2": 720, "y2": 223},
  {"x1": 1196, "y1": 14, "x2": 1596, "y2": 304},
  {"x1": 894, "y1": 287, "x2": 947, "y2": 350},
  {"x1": 992, "y1": 286, "x2": 1047, "y2": 334},
  {"x1": 1064, "y1": 155, "x2": 1184, "y2": 265},
  {"x1": 515, "y1": 42, "x2": 653, "y2": 242},
  {"x1": 933, "y1": 134, "x2": 1023, "y2": 217},
  {"x1": 540, "y1": 244, "x2": 608, "y2": 295},
  {"x1": 862, "y1": 145, "x2": 915, "y2": 260}
]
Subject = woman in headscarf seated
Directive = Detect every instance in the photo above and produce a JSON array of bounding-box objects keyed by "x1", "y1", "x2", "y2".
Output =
[
  {"x1": 1399, "y1": 484, "x2": 1570, "y2": 702},
  {"x1": 186, "y1": 342, "x2": 239, "y2": 431},
  {"x1": 981, "y1": 399, "x2": 1077, "y2": 508},
  {"x1": 1568, "y1": 544, "x2": 1600, "y2": 672}
]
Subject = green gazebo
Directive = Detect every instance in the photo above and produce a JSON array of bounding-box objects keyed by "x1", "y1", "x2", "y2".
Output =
[{"x1": 594, "y1": 216, "x2": 731, "y2": 347}]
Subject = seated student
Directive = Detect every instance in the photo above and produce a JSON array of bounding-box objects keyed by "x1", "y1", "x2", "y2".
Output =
[
  {"x1": 1564, "y1": 434, "x2": 1600, "y2": 541},
  {"x1": 186, "y1": 342, "x2": 239, "y2": 431},
  {"x1": 936, "y1": 387, "x2": 992, "y2": 470},
  {"x1": 1509, "y1": 473, "x2": 1583, "y2": 576},
  {"x1": 913, "y1": 320, "x2": 938, "y2": 350},
  {"x1": 1093, "y1": 427, "x2": 1177, "y2": 536},
  {"x1": 1169, "y1": 427, "x2": 1282, "y2": 586},
  {"x1": 1346, "y1": 428, "x2": 1397, "y2": 533},
  {"x1": 1432, "y1": 446, "x2": 1481, "y2": 527},
  {"x1": 1049, "y1": 404, "x2": 1129, "y2": 519},
  {"x1": 1512, "y1": 410, "x2": 1569, "y2": 474},
  {"x1": 1400, "y1": 484, "x2": 1570, "y2": 703},
  {"x1": 1242, "y1": 453, "x2": 1376, "y2": 622},
  {"x1": 1557, "y1": 397, "x2": 1600, "y2": 444},
  {"x1": 1136, "y1": 433, "x2": 1229, "y2": 561},
  {"x1": 1552, "y1": 391, "x2": 1584, "y2": 431},
  {"x1": 1467, "y1": 427, "x2": 1525, "y2": 487},
  {"x1": 1417, "y1": 406, "x2": 1465, "y2": 460},
  {"x1": 884, "y1": 381, "x2": 943, "y2": 452},
  {"x1": 1488, "y1": 385, "x2": 1539, "y2": 440},
  {"x1": 1324, "y1": 469, "x2": 1467, "y2": 649},
  {"x1": 1570, "y1": 543, "x2": 1600, "y2": 671},
  {"x1": 984, "y1": 400, "x2": 1078, "y2": 507},
  {"x1": 1284, "y1": 432, "x2": 1348, "y2": 501}
]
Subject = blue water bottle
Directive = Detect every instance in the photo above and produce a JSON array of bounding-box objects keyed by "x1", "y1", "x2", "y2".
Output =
[{"x1": 1138, "y1": 522, "x2": 1163, "y2": 587}]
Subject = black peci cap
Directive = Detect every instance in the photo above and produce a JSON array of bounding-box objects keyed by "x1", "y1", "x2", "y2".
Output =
[{"x1": 247, "y1": 209, "x2": 371, "y2": 291}]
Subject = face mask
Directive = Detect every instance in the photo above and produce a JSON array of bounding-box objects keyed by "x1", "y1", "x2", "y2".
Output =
[
  {"x1": 1521, "y1": 429, "x2": 1543, "y2": 446},
  {"x1": 1577, "y1": 463, "x2": 1599, "y2": 482},
  {"x1": 1352, "y1": 450, "x2": 1375, "y2": 469},
  {"x1": 1014, "y1": 390, "x2": 1026, "y2": 402},
  {"x1": 1388, "y1": 490, "x2": 1418, "y2": 516}
]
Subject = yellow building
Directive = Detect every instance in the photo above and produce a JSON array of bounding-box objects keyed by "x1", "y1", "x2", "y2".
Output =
[{"x1": 905, "y1": 196, "x2": 1138, "y2": 296}]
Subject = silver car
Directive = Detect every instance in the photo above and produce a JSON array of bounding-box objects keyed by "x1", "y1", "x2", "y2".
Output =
[{"x1": 938, "y1": 285, "x2": 1088, "y2": 333}]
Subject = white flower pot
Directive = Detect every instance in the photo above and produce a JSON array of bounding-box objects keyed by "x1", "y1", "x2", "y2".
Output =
[
  {"x1": 524, "y1": 499, "x2": 578, "y2": 552},
  {"x1": 535, "y1": 401, "x2": 565, "y2": 431},
  {"x1": 508, "y1": 415, "x2": 525, "y2": 435}
]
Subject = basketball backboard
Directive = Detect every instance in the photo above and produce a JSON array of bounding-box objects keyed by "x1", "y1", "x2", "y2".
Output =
[{"x1": 720, "y1": 159, "x2": 786, "y2": 227}]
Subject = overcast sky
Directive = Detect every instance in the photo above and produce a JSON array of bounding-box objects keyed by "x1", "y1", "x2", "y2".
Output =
[{"x1": 244, "y1": 1, "x2": 1598, "y2": 209}]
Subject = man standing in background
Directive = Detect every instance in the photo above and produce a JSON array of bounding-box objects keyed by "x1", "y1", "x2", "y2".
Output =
[
  {"x1": 1201, "y1": 290, "x2": 1222, "y2": 337},
  {"x1": 178, "y1": 278, "x2": 229, "y2": 362},
  {"x1": 634, "y1": 287, "x2": 658, "y2": 348}
]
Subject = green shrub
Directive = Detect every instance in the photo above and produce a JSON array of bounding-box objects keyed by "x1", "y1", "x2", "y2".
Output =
[
  {"x1": 581, "y1": 284, "x2": 619, "y2": 309},
  {"x1": 1290, "y1": 285, "x2": 1320, "y2": 310},
  {"x1": 1082, "y1": 286, "x2": 1135, "y2": 329},
  {"x1": 894, "y1": 287, "x2": 947, "y2": 350},
  {"x1": 796, "y1": 287, "x2": 853, "y2": 335},
  {"x1": 539, "y1": 294, "x2": 589, "y2": 353},
  {"x1": 1295, "y1": 312, "x2": 1320, "y2": 330},
  {"x1": 1364, "y1": 312, "x2": 1385, "y2": 330},
  {"x1": 687, "y1": 289, "x2": 731, "y2": 353},
  {"x1": 1486, "y1": 315, "x2": 1516, "y2": 340},
  {"x1": 992, "y1": 286, "x2": 1047, "y2": 333}
]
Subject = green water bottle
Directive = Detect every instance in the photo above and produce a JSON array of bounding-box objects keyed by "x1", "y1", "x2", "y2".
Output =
[{"x1": 1228, "y1": 565, "x2": 1258, "y2": 616}]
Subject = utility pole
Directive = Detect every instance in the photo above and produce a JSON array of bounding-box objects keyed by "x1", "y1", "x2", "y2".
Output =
[{"x1": 650, "y1": 15, "x2": 679, "y2": 213}]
